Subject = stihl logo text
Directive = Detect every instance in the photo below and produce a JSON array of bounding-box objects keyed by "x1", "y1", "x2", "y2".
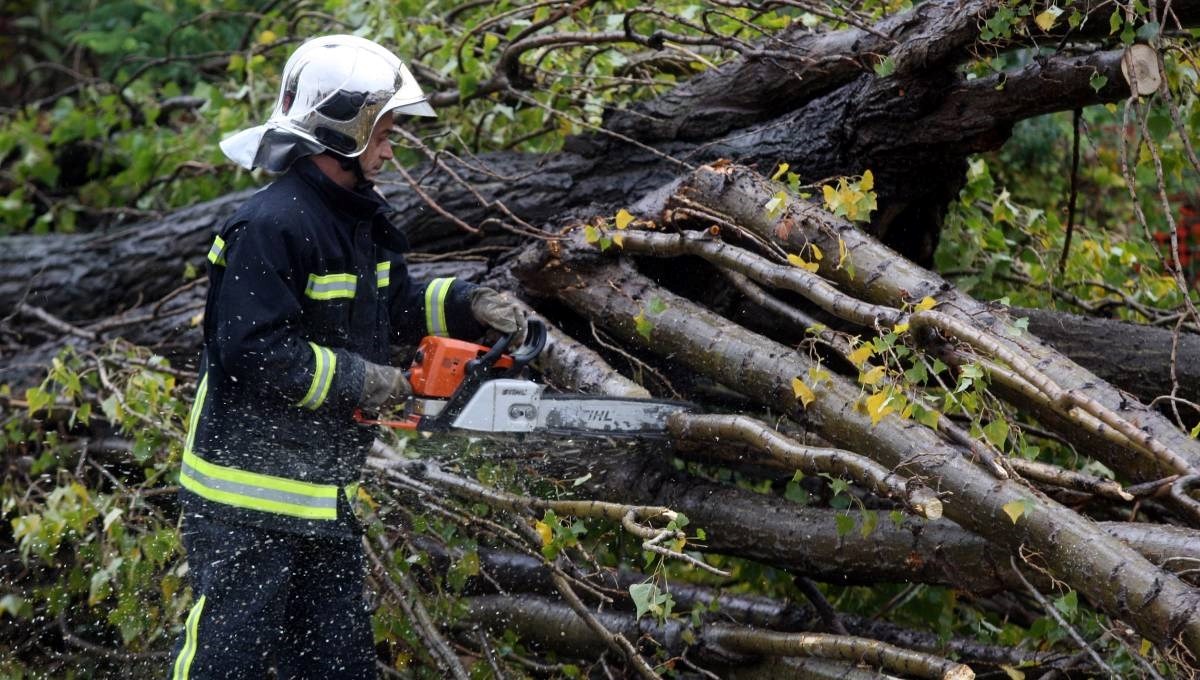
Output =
[{"x1": 584, "y1": 410, "x2": 613, "y2": 422}]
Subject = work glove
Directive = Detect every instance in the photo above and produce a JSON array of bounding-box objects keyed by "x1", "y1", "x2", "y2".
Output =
[
  {"x1": 360, "y1": 360, "x2": 412, "y2": 410},
  {"x1": 469, "y1": 287, "x2": 526, "y2": 345}
]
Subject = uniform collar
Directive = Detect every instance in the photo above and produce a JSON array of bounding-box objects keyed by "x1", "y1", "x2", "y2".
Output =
[
  {"x1": 292, "y1": 156, "x2": 388, "y2": 221},
  {"x1": 290, "y1": 157, "x2": 411, "y2": 252}
]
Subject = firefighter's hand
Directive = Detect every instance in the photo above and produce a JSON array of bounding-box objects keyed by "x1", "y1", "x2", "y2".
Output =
[
  {"x1": 360, "y1": 361, "x2": 412, "y2": 410},
  {"x1": 469, "y1": 287, "x2": 526, "y2": 345}
]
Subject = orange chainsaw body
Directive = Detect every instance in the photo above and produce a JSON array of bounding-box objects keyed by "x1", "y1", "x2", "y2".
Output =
[{"x1": 408, "y1": 336, "x2": 514, "y2": 398}]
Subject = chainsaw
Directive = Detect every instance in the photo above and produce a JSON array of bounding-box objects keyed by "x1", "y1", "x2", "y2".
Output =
[{"x1": 355, "y1": 319, "x2": 692, "y2": 438}]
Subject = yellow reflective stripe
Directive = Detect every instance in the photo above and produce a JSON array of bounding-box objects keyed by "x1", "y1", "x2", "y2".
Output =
[
  {"x1": 376, "y1": 261, "x2": 391, "y2": 288},
  {"x1": 424, "y1": 277, "x2": 455, "y2": 337},
  {"x1": 180, "y1": 450, "x2": 339, "y2": 520},
  {"x1": 207, "y1": 236, "x2": 227, "y2": 266},
  {"x1": 305, "y1": 273, "x2": 357, "y2": 300},
  {"x1": 172, "y1": 594, "x2": 205, "y2": 680},
  {"x1": 183, "y1": 374, "x2": 208, "y2": 455},
  {"x1": 298, "y1": 343, "x2": 336, "y2": 410}
]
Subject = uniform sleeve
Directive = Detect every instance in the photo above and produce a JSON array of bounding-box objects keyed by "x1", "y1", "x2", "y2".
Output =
[
  {"x1": 387, "y1": 264, "x2": 485, "y2": 345},
  {"x1": 209, "y1": 220, "x2": 366, "y2": 411}
]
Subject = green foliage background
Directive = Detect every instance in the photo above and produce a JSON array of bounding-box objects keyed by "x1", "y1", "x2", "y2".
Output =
[{"x1": 2, "y1": 0, "x2": 1198, "y2": 678}]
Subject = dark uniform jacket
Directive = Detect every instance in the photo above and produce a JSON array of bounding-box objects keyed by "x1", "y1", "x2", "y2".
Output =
[{"x1": 180, "y1": 157, "x2": 481, "y2": 536}]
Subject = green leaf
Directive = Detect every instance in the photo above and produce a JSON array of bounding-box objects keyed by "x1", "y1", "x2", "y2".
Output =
[
  {"x1": 859, "y1": 509, "x2": 878, "y2": 538},
  {"x1": 24, "y1": 387, "x2": 52, "y2": 415},
  {"x1": 1090, "y1": 73, "x2": 1109, "y2": 93},
  {"x1": 983, "y1": 419, "x2": 1009, "y2": 449},
  {"x1": 834, "y1": 513, "x2": 855, "y2": 537},
  {"x1": 873, "y1": 56, "x2": 895, "y2": 78},
  {"x1": 634, "y1": 311, "x2": 653, "y2": 340},
  {"x1": 1053, "y1": 590, "x2": 1078, "y2": 619},
  {"x1": 629, "y1": 582, "x2": 656, "y2": 620},
  {"x1": 647, "y1": 297, "x2": 668, "y2": 315}
]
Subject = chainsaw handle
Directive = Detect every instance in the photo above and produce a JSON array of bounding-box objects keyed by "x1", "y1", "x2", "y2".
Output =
[{"x1": 507, "y1": 318, "x2": 546, "y2": 375}]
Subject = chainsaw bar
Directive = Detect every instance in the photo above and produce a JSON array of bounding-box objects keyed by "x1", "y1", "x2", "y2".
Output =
[{"x1": 449, "y1": 379, "x2": 692, "y2": 438}]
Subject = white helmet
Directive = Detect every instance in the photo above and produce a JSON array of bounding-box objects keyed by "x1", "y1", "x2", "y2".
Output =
[{"x1": 220, "y1": 35, "x2": 436, "y2": 172}]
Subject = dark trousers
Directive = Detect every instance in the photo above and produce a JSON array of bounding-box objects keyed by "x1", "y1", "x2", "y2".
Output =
[{"x1": 169, "y1": 516, "x2": 375, "y2": 679}]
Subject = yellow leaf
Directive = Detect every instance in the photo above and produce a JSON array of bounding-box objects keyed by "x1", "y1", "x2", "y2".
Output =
[
  {"x1": 1034, "y1": 6, "x2": 1062, "y2": 31},
  {"x1": 612, "y1": 233, "x2": 625, "y2": 248},
  {"x1": 837, "y1": 237, "x2": 849, "y2": 269},
  {"x1": 1001, "y1": 666, "x2": 1026, "y2": 680},
  {"x1": 535, "y1": 520, "x2": 553, "y2": 546},
  {"x1": 808, "y1": 366, "x2": 832, "y2": 384},
  {"x1": 786, "y1": 253, "x2": 819, "y2": 272},
  {"x1": 1001, "y1": 499, "x2": 1028, "y2": 524},
  {"x1": 893, "y1": 321, "x2": 909, "y2": 334},
  {"x1": 859, "y1": 365, "x2": 887, "y2": 386},
  {"x1": 771, "y1": 162, "x2": 790, "y2": 181},
  {"x1": 864, "y1": 390, "x2": 896, "y2": 425},
  {"x1": 615, "y1": 209, "x2": 633, "y2": 230},
  {"x1": 848, "y1": 344, "x2": 874, "y2": 368},
  {"x1": 1139, "y1": 638, "x2": 1152, "y2": 657},
  {"x1": 915, "y1": 296, "x2": 937, "y2": 312},
  {"x1": 792, "y1": 377, "x2": 816, "y2": 408},
  {"x1": 822, "y1": 184, "x2": 839, "y2": 211},
  {"x1": 860, "y1": 169, "x2": 874, "y2": 191},
  {"x1": 809, "y1": 243, "x2": 823, "y2": 261},
  {"x1": 258, "y1": 29, "x2": 278, "y2": 45}
]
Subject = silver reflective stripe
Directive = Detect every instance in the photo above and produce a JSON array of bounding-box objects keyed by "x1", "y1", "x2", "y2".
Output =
[
  {"x1": 424, "y1": 277, "x2": 455, "y2": 337},
  {"x1": 298, "y1": 343, "x2": 335, "y2": 410},
  {"x1": 305, "y1": 273, "x2": 357, "y2": 300},
  {"x1": 180, "y1": 460, "x2": 338, "y2": 514},
  {"x1": 207, "y1": 236, "x2": 227, "y2": 266}
]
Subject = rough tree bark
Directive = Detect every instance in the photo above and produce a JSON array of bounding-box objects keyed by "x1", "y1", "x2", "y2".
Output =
[{"x1": 5, "y1": 0, "x2": 1200, "y2": 675}]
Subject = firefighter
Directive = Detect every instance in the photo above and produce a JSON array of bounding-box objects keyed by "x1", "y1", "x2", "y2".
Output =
[{"x1": 170, "y1": 35, "x2": 522, "y2": 678}]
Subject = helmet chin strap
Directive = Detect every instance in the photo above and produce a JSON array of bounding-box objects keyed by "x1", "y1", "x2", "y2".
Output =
[{"x1": 330, "y1": 151, "x2": 371, "y2": 190}]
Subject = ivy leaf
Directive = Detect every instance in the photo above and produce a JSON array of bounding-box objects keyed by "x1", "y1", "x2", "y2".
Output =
[
  {"x1": 983, "y1": 419, "x2": 1010, "y2": 448},
  {"x1": 860, "y1": 509, "x2": 878, "y2": 538},
  {"x1": 792, "y1": 377, "x2": 816, "y2": 408},
  {"x1": 535, "y1": 520, "x2": 553, "y2": 546},
  {"x1": 24, "y1": 387, "x2": 52, "y2": 415},
  {"x1": 764, "y1": 191, "x2": 788, "y2": 218},
  {"x1": 873, "y1": 56, "x2": 895, "y2": 78},
  {"x1": 859, "y1": 365, "x2": 887, "y2": 386},
  {"x1": 1089, "y1": 73, "x2": 1109, "y2": 93},
  {"x1": 914, "y1": 296, "x2": 937, "y2": 312},
  {"x1": 786, "y1": 253, "x2": 819, "y2": 272},
  {"x1": 615, "y1": 208, "x2": 633, "y2": 229},
  {"x1": 834, "y1": 513, "x2": 856, "y2": 537},
  {"x1": 648, "y1": 297, "x2": 668, "y2": 315},
  {"x1": 770, "y1": 162, "x2": 790, "y2": 181},
  {"x1": 583, "y1": 225, "x2": 600, "y2": 244},
  {"x1": 629, "y1": 582, "x2": 661, "y2": 620},
  {"x1": 859, "y1": 169, "x2": 874, "y2": 191},
  {"x1": 1053, "y1": 590, "x2": 1078, "y2": 619},
  {"x1": 634, "y1": 311, "x2": 653, "y2": 340},
  {"x1": 1002, "y1": 499, "x2": 1030, "y2": 524},
  {"x1": 612, "y1": 232, "x2": 624, "y2": 248},
  {"x1": 1034, "y1": 6, "x2": 1063, "y2": 31},
  {"x1": 848, "y1": 343, "x2": 874, "y2": 369},
  {"x1": 864, "y1": 389, "x2": 896, "y2": 425}
]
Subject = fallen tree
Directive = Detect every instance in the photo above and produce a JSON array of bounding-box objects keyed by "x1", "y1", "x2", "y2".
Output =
[{"x1": 4, "y1": 1, "x2": 1200, "y2": 678}]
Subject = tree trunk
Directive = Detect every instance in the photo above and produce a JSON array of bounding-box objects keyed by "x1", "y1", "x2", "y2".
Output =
[{"x1": 514, "y1": 244, "x2": 1200, "y2": 655}]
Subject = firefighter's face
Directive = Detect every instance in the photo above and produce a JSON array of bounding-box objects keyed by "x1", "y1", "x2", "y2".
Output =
[{"x1": 358, "y1": 111, "x2": 395, "y2": 181}]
